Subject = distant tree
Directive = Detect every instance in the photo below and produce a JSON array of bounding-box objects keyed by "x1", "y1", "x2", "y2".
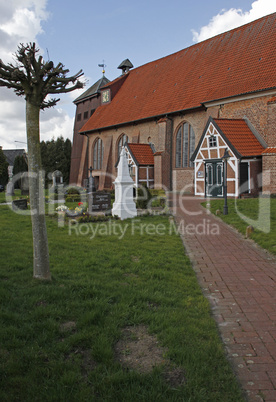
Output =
[
  {"x1": 41, "y1": 136, "x2": 72, "y2": 185},
  {"x1": 13, "y1": 154, "x2": 28, "y2": 188},
  {"x1": 0, "y1": 147, "x2": 9, "y2": 186},
  {"x1": 0, "y1": 43, "x2": 83, "y2": 280},
  {"x1": 63, "y1": 138, "x2": 72, "y2": 184}
]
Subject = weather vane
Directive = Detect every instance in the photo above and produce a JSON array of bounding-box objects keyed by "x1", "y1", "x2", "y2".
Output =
[{"x1": 98, "y1": 60, "x2": 106, "y2": 75}]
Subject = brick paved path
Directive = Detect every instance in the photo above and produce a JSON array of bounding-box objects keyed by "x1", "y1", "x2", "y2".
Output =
[{"x1": 171, "y1": 195, "x2": 276, "y2": 402}]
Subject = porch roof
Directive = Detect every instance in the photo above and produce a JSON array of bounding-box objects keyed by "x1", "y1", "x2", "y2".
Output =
[
  {"x1": 126, "y1": 143, "x2": 154, "y2": 166},
  {"x1": 213, "y1": 118, "x2": 266, "y2": 157}
]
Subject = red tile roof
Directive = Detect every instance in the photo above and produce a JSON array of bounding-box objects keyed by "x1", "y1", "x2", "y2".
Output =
[
  {"x1": 213, "y1": 118, "x2": 265, "y2": 157},
  {"x1": 262, "y1": 147, "x2": 276, "y2": 154},
  {"x1": 127, "y1": 143, "x2": 154, "y2": 165},
  {"x1": 80, "y1": 13, "x2": 276, "y2": 134}
]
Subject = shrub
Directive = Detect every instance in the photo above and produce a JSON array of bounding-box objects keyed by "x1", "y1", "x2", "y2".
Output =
[
  {"x1": 150, "y1": 197, "x2": 166, "y2": 208},
  {"x1": 66, "y1": 186, "x2": 84, "y2": 195},
  {"x1": 65, "y1": 194, "x2": 82, "y2": 203},
  {"x1": 136, "y1": 184, "x2": 152, "y2": 209}
]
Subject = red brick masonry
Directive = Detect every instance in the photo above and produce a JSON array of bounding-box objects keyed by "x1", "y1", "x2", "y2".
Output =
[{"x1": 172, "y1": 196, "x2": 276, "y2": 401}]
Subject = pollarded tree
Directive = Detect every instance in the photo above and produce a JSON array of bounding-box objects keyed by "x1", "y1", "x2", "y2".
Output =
[{"x1": 0, "y1": 43, "x2": 83, "y2": 280}]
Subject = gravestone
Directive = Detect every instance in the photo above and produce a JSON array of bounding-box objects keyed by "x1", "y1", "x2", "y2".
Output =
[
  {"x1": 6, "y1": 181, "x2": 14, "y2": 196},
  {"x1": 87, "y1": 166, "x2": 111, "y2": 214},
  {"x1": 12, "y1": 198, "x2": 28, "y2": 211},
  {"x1": 52, "y1": 170, "x2": 63, "y2": 186},
  {"x1": 91, "y1": 192, "x2": 111, "y2": 212},
  {"x1": 21, "y1": 172, "x2": 29, "y2": 196}
]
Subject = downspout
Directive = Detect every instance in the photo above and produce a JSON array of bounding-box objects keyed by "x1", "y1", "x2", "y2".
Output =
[
  {"x1": 166, "y1": 115, "x2": 173, "y2": 191},
  {"x1": 238, "y1": 159, "x2": 241, "y2": 198},
  {"x1": 84, "y1": 133, "x2": 89, "y2": 188},
  {"x1": 136, "y1": 165, "x2": 139, "y2": 188},
  {"x1": 248, "y1": 162, "x2": 251, "y2": 194}
]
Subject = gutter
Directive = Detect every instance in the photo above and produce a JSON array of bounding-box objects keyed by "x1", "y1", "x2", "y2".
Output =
[
  {"x1": 201, "y1": 87, "x2": 276, "y2": 108},
  {"x1": 79, "y1": 105, "x2": 205, "y2": 136}
]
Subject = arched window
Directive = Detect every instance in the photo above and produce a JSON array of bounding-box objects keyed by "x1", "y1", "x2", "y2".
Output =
[
  {"x1": 93, "y1": 138, "x2": 104, "y2": 170},
  {"x1": 175, "y1": 122, "x2": 195, "y2": 168},
  {"x1": 118, "y1": 134, "x2": 128, "y2": 156}
]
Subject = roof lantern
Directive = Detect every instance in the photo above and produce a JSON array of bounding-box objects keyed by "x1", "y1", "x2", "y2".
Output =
[{"x1": 117, "y1": 59, "x2": 134, "y2": 74}]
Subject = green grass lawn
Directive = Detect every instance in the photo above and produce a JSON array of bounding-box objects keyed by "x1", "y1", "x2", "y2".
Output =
[
  {"x1": 0, "y1": 189, "x2": 27, "y2": 203},
  {"x1": 0, "y1": 205, "x2": 244, "y2": 401},
  {"x1": 205, "y1": 198, "x2": 276, "y2": 255}
]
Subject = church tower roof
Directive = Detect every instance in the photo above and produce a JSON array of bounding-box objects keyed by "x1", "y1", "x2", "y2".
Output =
[{"x1": 74, "y1": 75, "x2": 110, "y2": 104}]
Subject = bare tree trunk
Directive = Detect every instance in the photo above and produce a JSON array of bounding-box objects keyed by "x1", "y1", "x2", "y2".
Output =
[{"x1": 26, "y1": 101, "x2": 51, "y2": 280}]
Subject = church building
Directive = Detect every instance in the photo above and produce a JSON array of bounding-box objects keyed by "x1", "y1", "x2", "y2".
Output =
[{"x1": 70, "y1": 13, "x2": 276, "y2": 197}]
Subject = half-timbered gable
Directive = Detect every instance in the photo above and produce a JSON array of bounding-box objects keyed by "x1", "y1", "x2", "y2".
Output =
[{"x1": 192, "y1": 117, "x2": 265, "y2": 197}]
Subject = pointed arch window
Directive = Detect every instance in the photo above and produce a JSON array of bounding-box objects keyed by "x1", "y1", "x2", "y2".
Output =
[
  {"x1": 93, "y1": 138, "x2": 104, "y2": 170},
  {"x1": 175, "y1": 122, "x2": 195, "y2": 168},
  {"x1": 118, "y1": 134, "x2": 128, "y2": 156}
]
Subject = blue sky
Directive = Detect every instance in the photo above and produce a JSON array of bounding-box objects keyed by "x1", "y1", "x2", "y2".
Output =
[
  {"x1": 38, "y1": 0, "x2": 255, "y2": 83},
  {"x1": 0, "y1": 0, "x2": 275, "y2": 149}
]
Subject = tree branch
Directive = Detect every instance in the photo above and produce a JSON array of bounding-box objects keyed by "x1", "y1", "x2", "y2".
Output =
[
  {"x1": 0, "y1": 79, "x2": 23, "y2": 91},
  {"x1": 0, "y1": 42, "x2": 84, "y2": 109},
  {"x1": 48, "y1": 80, "x2": 83, "y2": 94}
]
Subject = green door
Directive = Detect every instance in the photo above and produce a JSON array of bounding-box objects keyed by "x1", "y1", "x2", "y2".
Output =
[{"x1": 205, "y1": 160, "x2": 223, "y2": 197}]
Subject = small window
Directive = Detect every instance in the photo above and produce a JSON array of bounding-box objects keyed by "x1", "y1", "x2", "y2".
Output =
[
  {"x1": 84, "y1": 111, "x2": 88, "y2": 120},
  {"x1": 77, "y1": 113, "x2": 81, "y2": 122},
  {"x1": 209, "y1": 136, "x2": 217, "y2": 147},
  {"x1": 90, "y1": 109, "x2": 95, "y2": 116}
]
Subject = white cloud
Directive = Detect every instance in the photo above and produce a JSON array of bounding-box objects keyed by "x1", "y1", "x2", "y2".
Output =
[
  {"x1": 0, "y1": 1, "x2": 65, "y2": 150},
  {"x1": 1, "y1": 8, "x2": 43, "y2": 41},
  {"x1": 0, "y1": 95, "x2": 27, "y2": 149},
  {"x1": 0, "y1": 0, "x2": 48, "y2": 62},
  {"x1": 0, "y1": 1, "x2": 78, "y2": 151},
  {"x1": 0, "y1": 0, "x2": 47, "y2": 23},
  {"x1": 192, "y1": 0, "x2": 276, "y2": 42},
  {"x1": 40, "y1": 110, "x2": 75, "y2": 143},
  {"x1": 0, "y1": 99, "x2": 75, "y2": 149}
]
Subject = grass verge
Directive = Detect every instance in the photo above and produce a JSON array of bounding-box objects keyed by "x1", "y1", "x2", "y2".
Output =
[
  {"x1": 204, "y1": 198, "x2": 276, "y2": 255},
  {"x1": 0, "y1": 205, "x2": 244, "y2": 401}
]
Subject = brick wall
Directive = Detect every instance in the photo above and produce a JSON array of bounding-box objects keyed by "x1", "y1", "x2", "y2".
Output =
[
  {"x1": 154, "y1": 154, "x2": 162, "y2": 189},
  {"x1": 262, "y1": 153, "x2": 276, "y2": 195},
  {"x1": 74, "y1": 93, "x2": 276, "y2": 193},
  {"x1": 70, "y1": 95, "x2": 101, "y2": 184},
  {"x1": 266, "y1": 99, "x2": 276, "y2": 147},
  {"x1": 171, "y1": 109, "x2": 215, "y2": 192},
  {"x1": 249, "y1": 159, "x2": 262, "y2": 196},
  {"x1": 217, "y1": 94, "x2": 276, "y2": 146},
  {"x1": 172, "y1": 169, "x2": 194, "y2": 193}
]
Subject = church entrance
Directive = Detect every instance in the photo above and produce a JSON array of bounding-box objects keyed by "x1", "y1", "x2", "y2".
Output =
[
  {"x1": 240, "y1": 162, "x2": 249, "y2": 194},
  {"x1": 205, "y1": 160, "x2": 224, "y2": 197}
]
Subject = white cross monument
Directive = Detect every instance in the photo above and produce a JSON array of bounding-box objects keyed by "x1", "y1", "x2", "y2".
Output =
[{"x1": 112, "y1": 148, "x2": 137, "y2": 220}]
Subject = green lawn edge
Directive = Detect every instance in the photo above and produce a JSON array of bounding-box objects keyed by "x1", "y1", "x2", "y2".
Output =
[
  {"x1": 0, "y1": 206, "x2": 244, "y2": 401},
  {"x1": 202, "y1": 198, "x2": 276, "y2": 255}
]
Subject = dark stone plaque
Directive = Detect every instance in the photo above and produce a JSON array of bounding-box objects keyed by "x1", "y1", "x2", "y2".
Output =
[
  {"x1": 12, "y1": 199, "x2": 28, "y2": 211},
  {"x1": 91, "y1": 192, "x2": 111, "y2": 212}
]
